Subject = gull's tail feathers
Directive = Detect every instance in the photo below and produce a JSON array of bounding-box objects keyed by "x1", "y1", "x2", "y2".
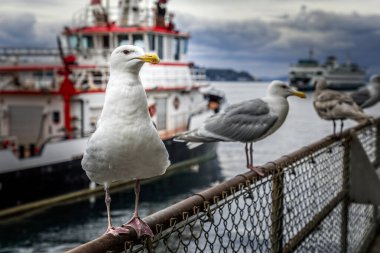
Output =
[
  {"x1": 186, "y1": 142, "x2": 203, "y2": 149},
  {"x1": 174, "y1": 130, "x2": 218, "y2": 143}
]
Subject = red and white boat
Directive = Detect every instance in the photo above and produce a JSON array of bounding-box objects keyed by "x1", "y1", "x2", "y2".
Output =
[{"x1": 0, "y1": 0, "x2": 224, "y2": 212}]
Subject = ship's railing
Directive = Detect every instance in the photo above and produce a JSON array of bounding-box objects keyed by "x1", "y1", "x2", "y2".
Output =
[
  {"x1": 71, "y1": 4, "x2": 159, "y2": 29},
  {"x1": 0, "y1": 47, "x2": 59, "y2": 57},
  {"x1": 67, "y1": 118, "x2": 380, "y2": 253}
]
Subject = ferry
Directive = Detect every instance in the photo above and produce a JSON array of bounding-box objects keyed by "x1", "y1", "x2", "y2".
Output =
[
  {"x1": 0, "y1": 0, "x2": 224, "y2": 213},
  {"x1": 289, "y1": 50, "x2": 366, "y2": 91}
]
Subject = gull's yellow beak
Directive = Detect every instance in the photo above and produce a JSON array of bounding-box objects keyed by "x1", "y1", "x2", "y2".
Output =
[
  {"x1": 138, "y1": 53, "x2": 160, "y2": 64},
  {"x1": 291, "y1": 90, "x2": 306, "y2": 98}
]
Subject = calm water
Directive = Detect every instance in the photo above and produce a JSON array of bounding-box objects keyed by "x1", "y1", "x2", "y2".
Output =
[{"x1": 1, "y1": 81, "x2": 379, "y2": 252}]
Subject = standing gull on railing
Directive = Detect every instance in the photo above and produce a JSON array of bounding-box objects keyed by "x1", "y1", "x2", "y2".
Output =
[
  {"x1": 351, "y1": 74, "x2": 380, "y2": 109},
  {"x1": 175, "y1": 81, "x2": 306, "y2": 176},
  {"x1": 313, "y1": 78, "x2": 369, "y2": 136},
  {"x1": 81, "y1": 45, "x2": 170, "y2": 238}
]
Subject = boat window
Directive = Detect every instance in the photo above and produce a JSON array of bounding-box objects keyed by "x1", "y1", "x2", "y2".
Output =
[
  {"x1": 174, "y1": 37, "x2": 180, "y2": 60},
  {"x1": 132, "y1": 34, "x2": 144, "y2": 49},
  {"x1": 68, "y1": 36, "x2": 79, "y2": 49},
  {"x1": 180, "y1": 38, "x2": 188, "y2": 54},
  {"x1": 118, "y1": 35, "x2": 129, "y2": 46},
  {"x1": 53, "y1": 111, "x2": 60, "y2": 124},
  {"x1": 82, "y1": 35, "x2": 94, "y2": 49},
  {"x1": 157, "y1": 35, "x2": 163, "y2": 59},
  {"x1": 148, "y1": 34, "x2": 156, "y2": 51},
  {"x1": 102, "y1": 35, "x2": 110, "y2": 49},
  {"x1": 155, "y1": 98, "x2": 167, "y2": 130}
]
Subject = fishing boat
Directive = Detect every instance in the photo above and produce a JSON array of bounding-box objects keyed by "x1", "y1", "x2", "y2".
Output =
[
  {"x1": 0, "y1": 0, "x2": 224, "y2": 212},
  {"x1": 289, "y1": 50, "x2": 366, "y2": 91}
]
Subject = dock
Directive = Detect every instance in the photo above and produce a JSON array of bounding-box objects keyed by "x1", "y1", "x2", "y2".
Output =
[{"x1": 66, "y1": 118, "x2": 380, "y2": 253}]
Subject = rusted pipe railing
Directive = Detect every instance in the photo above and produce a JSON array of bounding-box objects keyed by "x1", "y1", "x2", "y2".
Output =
[{"x1": 67, "y1": 118, "x2": 380, "y2": 253}]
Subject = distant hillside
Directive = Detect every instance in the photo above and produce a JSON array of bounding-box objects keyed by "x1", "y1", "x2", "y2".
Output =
[
  {"x1": 259, "y1": 75, "x2": 288, "y2": 82},
  {"x1": 205, "y1": 68, "x2": 256, "y2": 81}
]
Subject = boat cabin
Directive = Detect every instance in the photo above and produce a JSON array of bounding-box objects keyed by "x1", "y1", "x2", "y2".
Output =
[{"x1": 0, "y1": 0, "x2": 211, "y2": 159}]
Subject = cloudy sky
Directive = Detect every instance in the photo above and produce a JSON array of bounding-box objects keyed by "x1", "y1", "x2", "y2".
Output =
[{"x1": 1, "y1": 0, "x2": 380, "y2": 77}]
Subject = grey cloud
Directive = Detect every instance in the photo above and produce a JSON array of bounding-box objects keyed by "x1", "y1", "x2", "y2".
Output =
[
  {"x1": 0, "y1": 12, "x2": 60, "y2": 47},
  {"x1": 177, "y1": 9, "x2": 380, "y2": 76}
]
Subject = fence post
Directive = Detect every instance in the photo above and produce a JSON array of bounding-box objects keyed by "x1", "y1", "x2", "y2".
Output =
[
  {"x1": 271, "y1": 165, "x2": 284, "y2": 253},
  {"x1": 341, "y1": 135, "x2": 351, "y2": 253},
  {"x1": 375, "y1": 121, "x2": 380, "y2": 168},
  {"x1": 375, "y1": 121, "x2": 380, "y2": 231}
]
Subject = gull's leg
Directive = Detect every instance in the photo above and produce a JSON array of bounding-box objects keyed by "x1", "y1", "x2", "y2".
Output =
[
  {"x1": 249, "y1": 142, "x2": 253, "y2": 167},
  {"x1": 340, "y1": 120, "x2": 344, "y2": 136},
  {"x1": 104, "y1": 184, "x2": 129, "y2": 235},
  {"x1": 123, "y1": 180, "x2": 154, "y2": 238},
  {"x1": 247, "y1": 143, "x2": 265, "y2": 176},
  {"x1": 245, "y1": 143, "x2": 250, "y2": 168},
  {"x1": 333, "y1": 120, "x2": 336, "y2": 137},
  {"x1": 105, "y1": 185, "x2": 112, "y2": 230}
]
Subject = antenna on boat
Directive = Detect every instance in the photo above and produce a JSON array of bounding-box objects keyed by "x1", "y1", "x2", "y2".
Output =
[
  {"x1": 346, "y1": 52, "x2": 352, "y2": 65},
  {"x1": 309, "y1": 47, "x2": 314, "y2": 59}
]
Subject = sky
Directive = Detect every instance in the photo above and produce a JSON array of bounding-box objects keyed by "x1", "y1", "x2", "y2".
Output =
[{"x1": 0, "y1": 0, "x2": 380, "y2": 78}]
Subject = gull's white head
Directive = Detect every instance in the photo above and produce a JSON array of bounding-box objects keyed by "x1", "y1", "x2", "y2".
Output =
[
  {"x1": 267, "y1": 80, "x2": 306, "y2": 99},
  {"x1": 109, "y1": 45, "x2": 160, "y2": 73},
  {"x1": 369, "y1": 74, "x2": 380, "y2": 88}
]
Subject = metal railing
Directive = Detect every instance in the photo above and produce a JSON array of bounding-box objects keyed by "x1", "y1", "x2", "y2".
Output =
[{"x1": 67, "y1": 118, "x2": 380, "y2": 253}]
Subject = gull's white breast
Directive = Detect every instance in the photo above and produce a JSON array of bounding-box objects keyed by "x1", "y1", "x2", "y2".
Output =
[{"x1": 82, "y1": 77, "x2": 170, "y2": 185}]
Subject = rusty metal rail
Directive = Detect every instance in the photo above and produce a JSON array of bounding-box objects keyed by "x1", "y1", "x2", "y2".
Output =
[{"x1": 67, "y1": 118, "x2": 380, "y2": 253}]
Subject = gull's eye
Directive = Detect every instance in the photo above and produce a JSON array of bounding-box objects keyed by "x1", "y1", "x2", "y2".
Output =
[
  {"x1": 281, "y1": 84, "x2": 287, "y2": 89},
  {"x1": 123, "y1": 49, "x2": 131, "y2": 55}
]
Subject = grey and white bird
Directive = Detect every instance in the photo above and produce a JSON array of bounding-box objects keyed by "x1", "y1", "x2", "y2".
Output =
[
  {"x1": 81, "y1": 45, "x2": 170, "y2": 237},
  {"x1": 313, "y1": 78, "x2": 369, "y2": 135},
  {"x1": 175, "y1": 81, "x2": 306, "y2": 176},
  {"x1": 350, "y1": 75, "x2": 380, "y2": 109}
]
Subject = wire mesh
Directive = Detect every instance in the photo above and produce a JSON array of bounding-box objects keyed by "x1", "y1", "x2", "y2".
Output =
[
  {"x1": 69, "y1": 120, "x2": 380, "y2": 253},
  {"x1": 120, "y1": 122, "x2": 380, "y2": 253}
]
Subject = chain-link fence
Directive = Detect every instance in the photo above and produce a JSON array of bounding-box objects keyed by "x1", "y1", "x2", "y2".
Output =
[{"x1": 68, "y1": 119, "x2": 380, "y2": 253}]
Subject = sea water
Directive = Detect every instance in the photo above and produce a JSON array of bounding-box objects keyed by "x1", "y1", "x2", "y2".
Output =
[{"x1": 1, "y1": 81, "x2": 379, "y2": 252}]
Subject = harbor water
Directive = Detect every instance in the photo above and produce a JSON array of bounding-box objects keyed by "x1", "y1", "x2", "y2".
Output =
[{"x1": 1, "y1": 81, "x2": 379, "y2": 252}]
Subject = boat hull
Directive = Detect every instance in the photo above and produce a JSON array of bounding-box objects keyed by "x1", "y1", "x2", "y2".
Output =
[
  {"x1": 0, "y1": 140, "x2": 217, "y2": 211},
  {"x1": 290, "y1": 77, "x2": 366, "y2": 91}
]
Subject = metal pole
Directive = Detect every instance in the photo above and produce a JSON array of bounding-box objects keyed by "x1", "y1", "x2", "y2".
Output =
[
  {"x1": 271, "y1": 164, "x2": 284, "y2": 253},
  {"x1": 375, "y1": 121, "x2": 380, "y2": 168},
  {"x1": 341, "y1": 134, "x2": 351, "y2": 253}
]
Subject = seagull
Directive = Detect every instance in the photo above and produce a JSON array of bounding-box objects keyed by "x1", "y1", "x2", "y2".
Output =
[
  {"x1": 175, "y1": 81, "x2": 306, "y2": 176},
  {"x1": 313, "y1": 78, "x2": 369, "y2": 136},
  {"x1": 81, "y1": 45, "x2": 170, "y2": 238},
  {"x1": 351, "y1": 74, "x2": 380, "y2": 109}
]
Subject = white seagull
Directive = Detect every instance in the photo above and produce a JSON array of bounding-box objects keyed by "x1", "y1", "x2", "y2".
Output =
[
  {"x1": 351, "y1": 74, "x2": 380, "y2": 109},
  {"x1": 81, "y1": 45, "x2": 170, "y2": 237},
  {"x1": 175, "y1": 81, "x2": 306, "y2": 176},
  {"x1": 313, "y1": 78, "x2": 369, "y2": 135}
]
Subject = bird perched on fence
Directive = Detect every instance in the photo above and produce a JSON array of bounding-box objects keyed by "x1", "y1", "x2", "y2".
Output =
[
  {"x1": 350, "y1": 75, "x2": 380, "y2": 109},
  {"x1": 81, "y1": 45, "x2": 170, "y2": 238},
  {"x1": 175, "y1": 81, "x2": 306, "y2": 176},
  {"x1": 313, "y1": 78, "x2": 369, "y2": 136}
]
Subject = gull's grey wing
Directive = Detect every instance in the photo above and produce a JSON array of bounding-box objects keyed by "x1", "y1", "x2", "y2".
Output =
[
  {"x1": 351, "y1": 87, "x2": 370, "y2": 107},
  {"x1": 203, "y1": 99, "x2": 278, "y2": 142}
]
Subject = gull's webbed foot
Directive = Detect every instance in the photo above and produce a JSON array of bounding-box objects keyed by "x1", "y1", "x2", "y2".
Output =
[
  {"x1": 247, "y1": 165, "x2": 265, "y2": 177},
  {"x1": 105, "y1": 226, "x2": 130, "y2": 236},
  {"x1": 123, "y1": 216, "x2": 154, "y2": 239}
]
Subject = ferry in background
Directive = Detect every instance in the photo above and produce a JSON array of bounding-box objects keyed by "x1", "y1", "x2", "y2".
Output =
[
  {"x1": 0, "y1": 0, "x2": 224, "y2": 213},
  {"x1": 289, "y1": 49, "x2": 366, "y2": 91}
]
